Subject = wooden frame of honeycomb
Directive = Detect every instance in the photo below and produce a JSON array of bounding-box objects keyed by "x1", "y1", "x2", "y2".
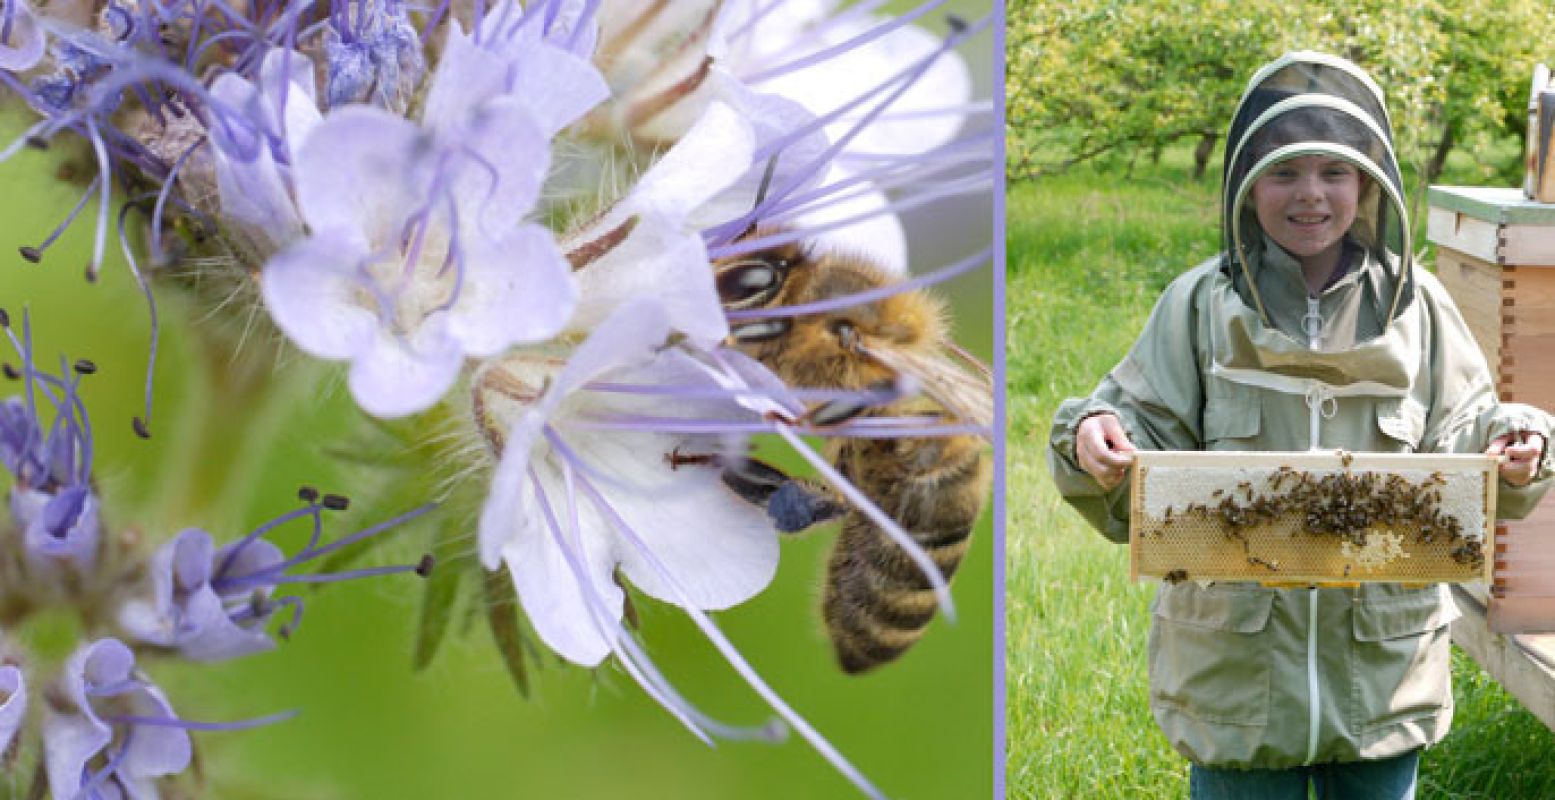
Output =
[{"x1": 1130, "y1": 451, "x2": 1498, "y2": 586}]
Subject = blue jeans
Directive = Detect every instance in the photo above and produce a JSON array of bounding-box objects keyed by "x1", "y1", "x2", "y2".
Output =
[{"x1": 1189, "y1": 750, "x2": 1419, "y2": 800}]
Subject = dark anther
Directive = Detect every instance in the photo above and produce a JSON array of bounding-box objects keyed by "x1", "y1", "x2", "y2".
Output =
[
  {"x1": 73, "y1": 359, "x2": 97, "y2": 375},
  {"x1": 84, "y1": 265, "x2": 98, "y2": 283},
  {"x1": 415, "y1": 554, "x2": 436, "y2": 577},
  {"x1": 298, "y1": 486, "x2": 320, "y2": 503},
  {"x1": 132, "y1": 417, "x2": 151, "y2": 439},
  {"x1": 18, "y1": 246, "x2": 41, "y2": 263},
  {"x1": 24, "y1": 135, "x2": 48, "y2": 150},
  {"x1": 945, "y1": 14, "x2": 968, "y2": 33},
  {"x1": 321, "y1": 493, "x2": 350, "y2": 511},
  {"x1": 0, "y1": 308, "x2": 8, "y2": 327},
  {"x1": 1, "y1": 364, "x2": 17, "y2": 380}
]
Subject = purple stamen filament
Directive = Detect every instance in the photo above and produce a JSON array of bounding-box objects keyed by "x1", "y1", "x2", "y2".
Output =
[
  {"x1": 774, "y1": 424, "x2": 955, "y2": 619},
  {"x1": 567, "y1": 462, "x2": 886, "y2": 799},
  {"x1": 210, "y1": 501, "x2": 434, "y2": 620},
  {"x1": 740, "y1": 0, "x2": 951, "y2": 85},
  {"x1": 723, "y1": 246, "x2": 991, "y2": 320},
  {"x1": 102, "y1": 709, "x2": 300, "y2": 731},
  {"x1": 525, "y1": 463, "x2": 716, "y2": 745},
  {"x1": 706, "y1": 12, "x2": 989, "y2": 244},
  {"x1": 552, "y1": 457, "x2": 786, "y2": 745},
  {"x1": 25, "y1": 176, "x2": 102, "y2": 261}
]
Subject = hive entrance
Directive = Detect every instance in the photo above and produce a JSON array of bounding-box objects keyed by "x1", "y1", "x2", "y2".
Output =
[{"x1": 1130, "y1": 451, "x2": 1497, "y2": 585}]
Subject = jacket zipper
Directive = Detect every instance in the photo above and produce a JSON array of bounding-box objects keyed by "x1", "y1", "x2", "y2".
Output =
[
  {"x1": 1306, "y1": 588, "x2": 1321, "y2": 764},
  {"x1": 1304, "y1": 297, "x2": 1324, "y2": 449},
  {"x1": 1303, "y1": 296, "x2": 1323, "y2": 347}
]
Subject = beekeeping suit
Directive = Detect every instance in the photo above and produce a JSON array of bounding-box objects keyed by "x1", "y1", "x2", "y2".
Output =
[{"x1": 1048, "y1": 52, "x2": 1555, "y2": 769}]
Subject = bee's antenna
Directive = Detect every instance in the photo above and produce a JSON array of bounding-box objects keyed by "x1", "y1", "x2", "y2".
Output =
[
  {"x1": 739, "y1": 154, "x2": 783, "y2": 240},
  {"x1": 754, "y1": 154, "x2": 780, "y2": 209}
]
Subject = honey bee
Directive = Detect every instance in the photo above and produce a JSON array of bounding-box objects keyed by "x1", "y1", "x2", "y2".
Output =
[{"x1": 713, "y1": 231, "x2": 992, "y2": 674}]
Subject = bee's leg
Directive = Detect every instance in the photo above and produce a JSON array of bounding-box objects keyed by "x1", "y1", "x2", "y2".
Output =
[{"x1": 722, "y1": 457, "x2": 847, "y2": 533}]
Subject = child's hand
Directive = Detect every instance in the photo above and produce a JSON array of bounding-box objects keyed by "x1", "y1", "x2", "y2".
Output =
[
  {"x1": 1076, "y1": 413, "x2": 1136, "y2": 490},
  {"x1": 1487, "y1": 431, "x2": 1547, "y2": 487}
]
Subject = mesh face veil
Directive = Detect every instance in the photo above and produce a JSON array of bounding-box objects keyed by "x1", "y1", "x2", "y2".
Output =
[{"x1": 1219, "y1": 52, "x2": 1413, "y2": 327}]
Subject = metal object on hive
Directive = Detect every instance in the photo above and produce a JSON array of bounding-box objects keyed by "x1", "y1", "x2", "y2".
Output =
[{"x1": 1129, "y1": 451, "x2": 1497, "y2": 586}]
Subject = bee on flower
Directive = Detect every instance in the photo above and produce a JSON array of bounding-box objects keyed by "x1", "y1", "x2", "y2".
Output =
[{"x1": 0, "y1": 0, "x2": 993, "y2": 796}]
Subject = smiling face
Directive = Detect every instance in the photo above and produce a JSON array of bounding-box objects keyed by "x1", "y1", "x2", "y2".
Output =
[{"x1": 1251, "y1": 154, "x2": 1362, "y2": 281}]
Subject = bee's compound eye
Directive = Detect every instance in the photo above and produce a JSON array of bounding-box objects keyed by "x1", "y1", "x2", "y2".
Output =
[
  {"x1": 716, "y1": 261, "x2": 782, "y2": 308},
  {"x1": 729, "y1": 319, "x2": 791, "y2": 343}
]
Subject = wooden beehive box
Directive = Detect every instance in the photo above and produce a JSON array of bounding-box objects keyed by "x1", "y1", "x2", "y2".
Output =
[
  {"x1": 1429, "y1": 185, "x2": 1555, "y2": 631},
  {"x1": 1129, "y1": 451, "x2": 1496, "y2": 586}
]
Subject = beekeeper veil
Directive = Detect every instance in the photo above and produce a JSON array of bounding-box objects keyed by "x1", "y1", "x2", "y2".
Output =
[
  {"x1": 1220, "y1": 51, "x2": 1413, "y2": 328},
  {"x1": 1211, "y1": 53, "x2": 1425, "y2": 448}
]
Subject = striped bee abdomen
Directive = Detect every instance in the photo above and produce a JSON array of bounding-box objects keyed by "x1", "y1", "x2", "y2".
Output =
[{"x1": 822, "y1": 430, "x2": 990, "y2": 674}]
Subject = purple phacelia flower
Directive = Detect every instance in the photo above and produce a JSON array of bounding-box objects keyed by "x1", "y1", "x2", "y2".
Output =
[
  {"x1": 0, "y1": 0, "x2": 45, "y2": 71},
  {"x1": 432, "y1": 0, "x2": 607, "y2": 137},
  {"x1": 476, "y1": 299, "x2": 778, "y2": 667},
  {"x1": 42, "y1": 638, "x2": 192, "y2": 800},
  {"x1": 119, "y1": 493, "x2": 434, "y2": 661},
  {"x1": 209, "y1": 47, "x2": 323, "y2": 261},
  {"x1": 1, "y1": 311, "x2": 101, "y2": 577},
  {"x1": 259, "y1": 102, "x2": 574, "y2": 418},
  {"x1": 322, "y1": 0, "x2": 425, "y2": 112}
]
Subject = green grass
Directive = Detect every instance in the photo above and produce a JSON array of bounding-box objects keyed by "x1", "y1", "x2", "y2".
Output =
[{"x1": 1005, "y1": 146, "x2": 1555, "y2": 798}]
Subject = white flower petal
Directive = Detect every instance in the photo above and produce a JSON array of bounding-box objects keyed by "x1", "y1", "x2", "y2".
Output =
[
  {"x1": 501, "y1": 467, "x2": 624, "y2": 667},
  {"x1": 453, "y1": 98, "x2": 550, "y2": 238},
  {"x1": 261, "y1": 229, "x2": 377, "y2": 359},
  {"x1": 687, "y1": 72, "x2": 831, "y2": 231},
  {"x1": 452, "y1": 224, "x2": 576, "y2": 356},
  {"x1": 347, "y1": 321, "x2": 465, "y2": 418},
  {"x1": 790, "y1": 163, "x2": 907, "y2": 274},
  {"x1": 294, "y1": 106, "x2": 425, "y2": 245},
  {"x1": 571, "y1": 429, "x2": 777, "y2": 609},
  {"x1": 257, "y1": 48, "x2": 323, "y2": 146},
  {"x1": 759, "y1": 17, "x2": 971, "y2": 157},
  {"x1": 478, "y1": 301, "x2": 674, "y2": 565},
  {"x1": 504, "y1": 38, "x2": 609, "y2": 136},
  {"x1": 421, "y1": 21, "x2": 509, "y2": 130},
  {"x1": 628, "y1": 101, "x2": 756, "y2": 220},
  {"x1": 572, "y1": 214, "x2": 727, "y2": 345}
]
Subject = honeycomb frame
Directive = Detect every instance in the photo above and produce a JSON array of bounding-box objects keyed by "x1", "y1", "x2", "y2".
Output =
[{"x1": 1130, "y1": 451, "x2": 1498, "y2": 586}]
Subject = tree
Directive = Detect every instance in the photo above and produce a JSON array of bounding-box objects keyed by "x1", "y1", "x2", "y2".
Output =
[{"x1": 1008, "y1": 0, "x2": 1553, "y2": 192}]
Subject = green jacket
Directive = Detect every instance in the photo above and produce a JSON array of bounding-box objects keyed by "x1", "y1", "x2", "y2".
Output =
[{"x1": 1048, "y1": 241, "x2": 1554, "y2": 769}]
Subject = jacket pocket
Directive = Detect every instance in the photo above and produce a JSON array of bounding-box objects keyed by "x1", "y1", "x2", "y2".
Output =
[
  {"x1": 1203, "y1": 390, "x2": 1261, "y2": 447},
  {"x1": 1149, "y1": 585, "x2": 1275, "y2": 725},
  {"x1": 1351, "y1": 584, "x2": 1458, "y2": 736},
  {"x1": 1375, "y1": 397, "x2": 1427, "y2": 452}
]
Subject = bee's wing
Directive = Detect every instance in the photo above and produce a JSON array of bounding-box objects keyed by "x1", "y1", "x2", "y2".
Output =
[{"x1": 859, "y1": 343, "x2": 994, "y2": 432}]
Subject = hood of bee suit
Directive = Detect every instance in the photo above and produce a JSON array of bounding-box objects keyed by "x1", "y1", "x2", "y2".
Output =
[{"x1": 1210, "y1": 51, "x2": 1419, "y2": 397}]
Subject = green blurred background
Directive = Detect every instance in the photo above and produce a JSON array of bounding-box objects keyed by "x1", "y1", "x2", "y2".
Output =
[{"x1": 0, "y1": 3, "x2": 996, "y2": 795}]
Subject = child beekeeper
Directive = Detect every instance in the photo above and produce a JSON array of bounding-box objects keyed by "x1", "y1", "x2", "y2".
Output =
[{"x1": 1047, "y1": 51, "x2": 1554, "y2": 797}]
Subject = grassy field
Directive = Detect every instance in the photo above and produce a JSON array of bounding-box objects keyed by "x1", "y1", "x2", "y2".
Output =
[{"x1": 1004, "y1": 148, "x2": 1555, "y2": 798}]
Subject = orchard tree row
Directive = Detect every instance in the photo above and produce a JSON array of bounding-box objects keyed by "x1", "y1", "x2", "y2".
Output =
[{"x1": 1008, "y1": 0, "x2": 1553, "y2": 192}]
